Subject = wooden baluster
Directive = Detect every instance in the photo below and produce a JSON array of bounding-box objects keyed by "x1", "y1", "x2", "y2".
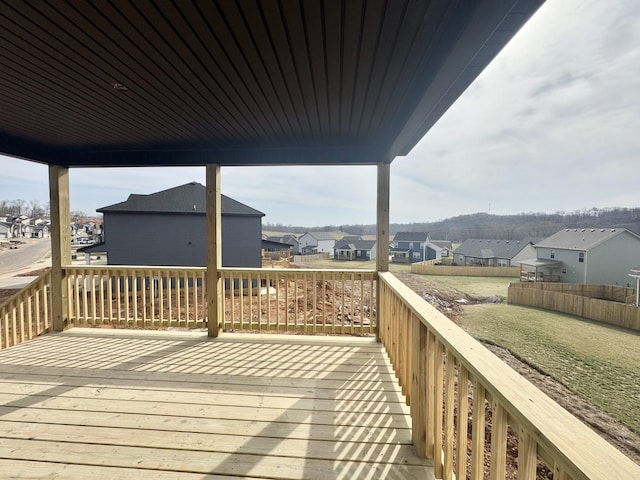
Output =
[
  {"x1": 471, "y1": 382, "x2": 486, "y2": 480},
  {"x1": 433, "y1": 339, "x2": 445, "y2": 479},
  {"x1": 518, "y1": 430, "x2": 537, "y2": 480},
  {"x1": 489, "y1": 402, "x2": 508, "y2": 480},
  {"x1": 444, "y1": 350, "x2": 456, "y2": 480},
  {"x1": 457, "y1": 366, "x2": 470, "y2": 480},
  {"x1": 411, "y1": 317, "x2": 427, "y2": 457}
]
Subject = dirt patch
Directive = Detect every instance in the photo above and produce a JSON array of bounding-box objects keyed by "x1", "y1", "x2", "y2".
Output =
[{"x1": 392, "y1": 271, "x2": 640, "y2": 471}]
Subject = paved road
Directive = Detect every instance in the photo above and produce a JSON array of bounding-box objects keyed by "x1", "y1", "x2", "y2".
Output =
[{"x1": 0, "y1": 238, "x2": 52, "y2": 276}]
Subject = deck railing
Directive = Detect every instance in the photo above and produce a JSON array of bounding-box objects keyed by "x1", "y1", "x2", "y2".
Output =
[
  {"x1": 220, "y1": 268, "x2": 376, "y2": 334},
  {"x1": 378, "y1": 271, "x2": 640, "y2": 480},
  {"x1": 65, "y1": 266, "x2": 207, "y2": 328},
  {"x1": 63, "y1": 266, "x2": 376, "y2": 334},
  {"x1": 0, "y1": 269, "x2": 51, "y2": 349}
]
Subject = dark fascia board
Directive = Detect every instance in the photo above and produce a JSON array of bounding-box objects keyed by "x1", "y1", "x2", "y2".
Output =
[
  {"x1": 0, "y1": 132, "x2": 65, "y2": 166},
  {"x1": 15, "y1": 144, "x2": 390, "y2": 168}
]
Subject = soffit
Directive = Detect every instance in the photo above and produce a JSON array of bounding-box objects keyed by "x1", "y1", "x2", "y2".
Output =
[{"x1": 0, "y1": 0, "x2": 544, "y2": 167}]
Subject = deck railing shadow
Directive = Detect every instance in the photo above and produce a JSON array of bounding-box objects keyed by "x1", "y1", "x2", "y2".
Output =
[{"x1": 0, "y1": 330, "x2": 430, "y2": 478}]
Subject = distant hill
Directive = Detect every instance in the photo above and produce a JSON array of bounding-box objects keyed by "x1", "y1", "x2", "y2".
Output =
[{"x1": 264, "y1": 207, "x2": 640, "y2": 242}]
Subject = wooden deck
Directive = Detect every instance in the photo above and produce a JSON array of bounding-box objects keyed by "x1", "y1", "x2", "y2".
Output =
[{"x1": 0, "y1": 329, "x2": 433, "y2": 479}]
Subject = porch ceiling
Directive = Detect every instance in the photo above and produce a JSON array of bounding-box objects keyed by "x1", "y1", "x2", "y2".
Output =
[{"x1": 0, "y1": 0, "x2": 543, "y2": 168}]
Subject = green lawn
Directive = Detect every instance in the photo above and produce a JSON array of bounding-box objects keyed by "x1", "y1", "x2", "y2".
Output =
[
  {"x1": 300, "y1": 258, "x2": 411, "y2": 272},
  {"x1": 461, "y1": 303, "x2": 640, "y2": 434},
  {"x1": 422, "y1": 275, "x2": 518, "y2": 299}
]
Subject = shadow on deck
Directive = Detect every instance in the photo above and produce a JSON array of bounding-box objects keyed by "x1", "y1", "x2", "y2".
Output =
[{"x1": 0, "y1": 329, "x2": 433, "y2": 479}]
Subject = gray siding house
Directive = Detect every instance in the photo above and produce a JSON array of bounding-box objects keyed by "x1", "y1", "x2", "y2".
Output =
[
  {"x1": 88, "y1": 182, "x2": 264, "y2": 267},
  {"x1": 334, "y1": 238, "x2": 377, "y2": 261},
  {"x1": 299, "y1": 231, "x2": 341, "y2": 254},
  {"x1": 391, "y1": 232, "x2": 430, "y2": 263},
  {"x1": 453, "y1": 238, "x2": 536, "y2": 267},
  {"x1": 527, "y1": 228, "x2": 640, "y2": 286}
]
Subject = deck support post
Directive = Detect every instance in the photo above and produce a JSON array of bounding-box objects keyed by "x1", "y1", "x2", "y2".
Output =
[
  {"x1": 49, "y1": 166, "x2": 71, "y2": 331},
  {"x1": 206, "y1": 164, "x2": 223, "y2": 337},
  {"x1": 376, "y1": 162, "x2": 390, "y2": 341}
]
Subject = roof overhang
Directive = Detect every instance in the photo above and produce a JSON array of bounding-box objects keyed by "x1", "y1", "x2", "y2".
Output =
[
  {"x1": 519, "y1": 258, "x2": 562, "y2": 267},
  {"x1": 0, "y1": 0, "x2": 544, "y2": 168}
]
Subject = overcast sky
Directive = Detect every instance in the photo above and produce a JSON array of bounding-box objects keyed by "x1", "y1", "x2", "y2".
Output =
[{"x1": 1, "y1": 0, "x2": 638, "y2": 227}]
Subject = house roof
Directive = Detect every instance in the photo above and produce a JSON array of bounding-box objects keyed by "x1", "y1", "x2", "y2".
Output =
[
  {"x1": 0, "y1": 1, "x2": 544, "y2": 168},
  {"x1": 453, "y1": 238, "x2": 532, "y2": 260},
  {"x1": 335, "y1": 239, "x2": 376, "y2": 251},
  {"x1": 393, "y1": 232, "x2": 429, "y2": 242},
  {"x1": 305, "y1": 231, "x2": 343, "y2": 242},
  {"x1": 535, "y1": 228, "x2": 640, "y2": 251},
  {"x1": 430, "y1": 240, "x2": 453, "y2": 250},
  {"x1": 98, "y1": 182, "x2": 264, "y2": 217}
]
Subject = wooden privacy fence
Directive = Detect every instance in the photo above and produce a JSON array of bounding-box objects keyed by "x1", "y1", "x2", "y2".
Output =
[
  {"x1": 378, "y1": 271, "x2": 640, "y2": 480},
  {"x1": 411, "y1": 262, "x2": 520, "y2": 277},
  {"x1": 508, "y1": 283, "x2": 640, "y2": 331},
  {"x1": 509, "y1": 282, "x2": 635, "y2": 303},
  {"x1": 0, "y1": 269, "x2": 51, "y2": 350},
  {"x1": 64, "y1": 266, "x2": 376, "y2": 335}
]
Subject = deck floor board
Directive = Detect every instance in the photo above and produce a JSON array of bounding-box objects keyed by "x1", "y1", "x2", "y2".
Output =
[{"x1": 0, "y1": 329, "x2": 434, "y2": 479}]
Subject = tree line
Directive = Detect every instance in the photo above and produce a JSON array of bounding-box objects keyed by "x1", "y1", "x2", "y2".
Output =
[
  {"x1": 1, "y1": 199, "x2": 91, "y2": 222},
  {"x1": 263, "y1": 207, "x2": 640, "y2": 242}
]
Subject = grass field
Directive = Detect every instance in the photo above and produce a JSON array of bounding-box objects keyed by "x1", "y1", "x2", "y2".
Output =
[
  {"x1": 301, "y1": 258, "x2": 411, "y2": 273},
  {"x1": 461, "y1": 302, "x2": 640, "y2": 434},
  {"x1": 422, "y1": 275, "x2": 518, "y2": 299}
]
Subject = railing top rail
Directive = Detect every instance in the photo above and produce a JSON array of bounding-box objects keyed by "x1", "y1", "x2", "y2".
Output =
[
  {"x1": 220, "y1": 267, "x2": 377, "y2": 275},
  {"x1": 378, "y1": 271, "x2": 640, "y2": 480},
  {"x1": 64, "y1": 265, "x2": 207, "y2": 272}
]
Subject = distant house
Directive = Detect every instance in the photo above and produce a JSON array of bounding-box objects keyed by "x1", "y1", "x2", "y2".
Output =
[
  {"x1": 30, "y1": 224, "x2": 50, "y2": 238},
  {"x1": 82, "y1": 182, "x2": 264, "y2": 267},
  {"x1": 427, "y1": 240, "x2": 453, "y2": 260},
  {"x1": 334, "y1": 238, "x2": 377, "y2": 261},
  {"x1": 266, "y1": 234, "x2": 300, "y2": 254},
  {"x1": 521, "y1": 228, "x2": 640, "y2": 286},
  {"x1": 0, "y1": 222, "x2": 14, "y2": 239},
  {"x1": 453, "y1": 238, "x2": 535, "y2": 267},
  {"x1": 391, "y1": 232, "x2": 430, "y2": 263},
  {"x1": 299, "y1": 231, "x2": 342, "y2": 254}
]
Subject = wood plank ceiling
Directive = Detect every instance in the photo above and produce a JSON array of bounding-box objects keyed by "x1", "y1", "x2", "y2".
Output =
[{"x1": 0, "y1": 0, "x2": 544, "y2": 167}]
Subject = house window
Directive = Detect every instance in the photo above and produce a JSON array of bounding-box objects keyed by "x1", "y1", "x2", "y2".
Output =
[
  {"x1": 356, "y1": 250, "x2": 361, "y2": 257},
  {"x1": 412, "y1": 252, "x2": 421, "y2": 259},
  {"x1": 550, "y1": 250, "x2": 555, "y2": 259},
  {"x1": 409, "y1": 242, "x2": 414, "y2": 248},
  {"x1": 578, "y1": 252, "x2": 585, "y2": 263},
  {"x1": 562, "y1": 267, "x2": 567, "y2": 274}
]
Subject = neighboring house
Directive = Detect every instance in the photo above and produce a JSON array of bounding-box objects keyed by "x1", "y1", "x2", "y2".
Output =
[
  {"x1": 299, "y1": 231, "x2": 342, "y2": 254},
  {"x1": 0, "y1": 222, "x2": 14, "y2": 239},
  {"x1": 391, "y1": 232, "x2": 430, "y2": 263},
  {"x1": 82, "y1": 182, "x2": 264, "y2": 267},
  {"x1": 266, "y1": 234, "x2": 300, "y2": 254},
  {"x1": 262, "y1": 239, "x2": 292, "y2": 254},
  {"x1": 427, "y1": 240, "x2": 453, "y2": 260},
  {"x1": 30, "y1": 224, "x2": 50, "y2": 238},
  {"x1": 522, "y1": 228, "x2": 640, "y2": 286},
  {"x1": 334, "y1": 238, "x2": 377, "y2": 261},
  {"x1": 453, "y1": 238, "x2": 536, "y2": 267}
]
